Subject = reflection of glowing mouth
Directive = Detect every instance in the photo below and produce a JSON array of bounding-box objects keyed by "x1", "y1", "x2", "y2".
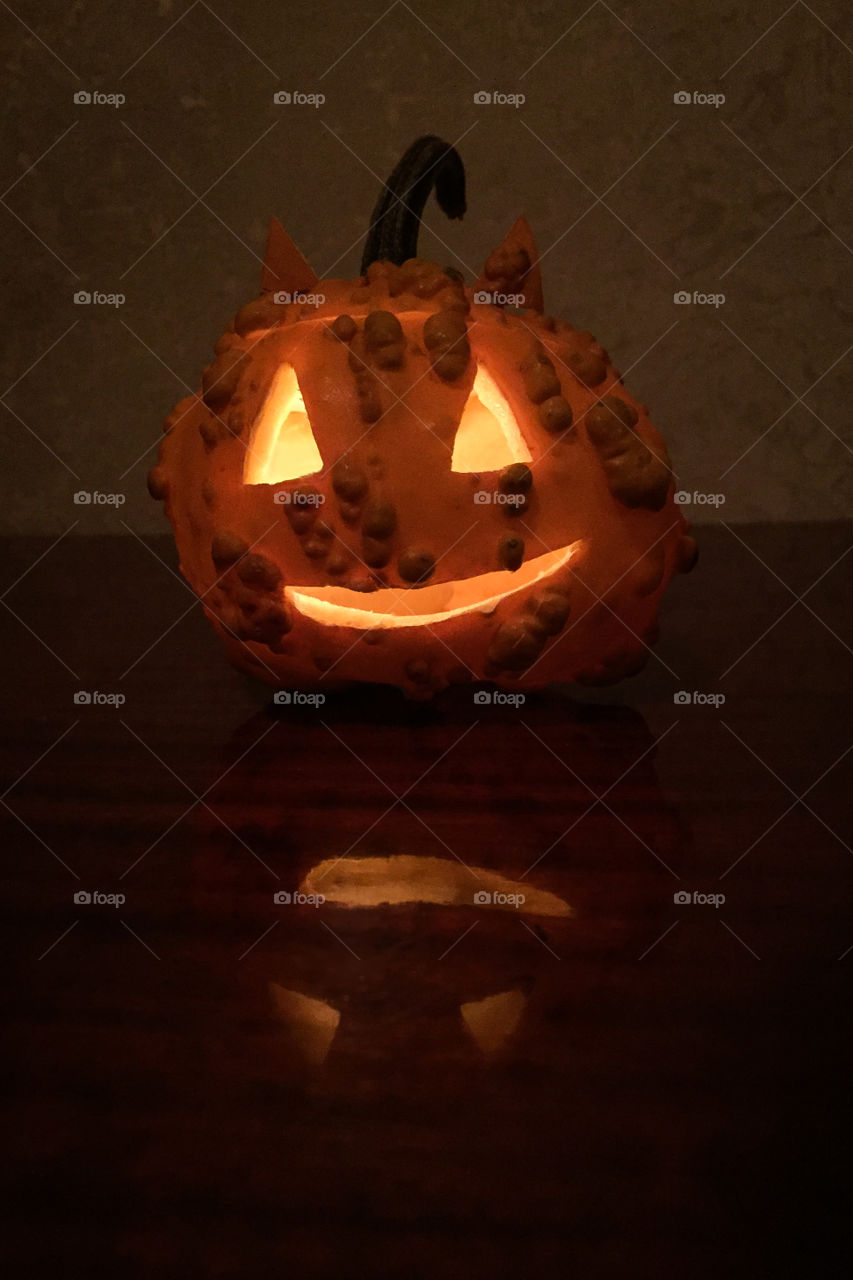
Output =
[
  {"x1": 300, "y1": 856, "x2": 571, "y2": 917},
  {"x1": 287, "y1": 541, "x2": 580, "y2": 629}
]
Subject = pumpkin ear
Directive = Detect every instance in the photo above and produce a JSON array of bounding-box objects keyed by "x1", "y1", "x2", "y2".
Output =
[
  {"x1": 260, "y1": 218, "x2": 319, "y2": 294},
  {"x1": 474, "y1": 215, "x2": 543, "y2": 313}
]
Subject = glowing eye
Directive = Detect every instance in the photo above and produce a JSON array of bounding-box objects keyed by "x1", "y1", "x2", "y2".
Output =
[
  {"x1": 243, "y1": 363, "x2": 322, "y2": 484},
  {"x1": 451, "y1": 364, "x2": 532, "y2": 473}
]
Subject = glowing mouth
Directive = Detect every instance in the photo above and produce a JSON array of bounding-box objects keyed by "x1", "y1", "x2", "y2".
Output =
[{"x1": 286, "y1": 541, "x2": 580, "y2": 629}]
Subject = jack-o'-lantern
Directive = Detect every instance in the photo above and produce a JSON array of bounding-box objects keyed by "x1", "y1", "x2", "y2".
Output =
[{"x1": 149, "y1": 136, "x2": 696, "y2": 696}]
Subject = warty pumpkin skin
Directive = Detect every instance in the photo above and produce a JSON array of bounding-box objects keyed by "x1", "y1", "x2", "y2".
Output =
[{"x1": 148, "y1": 139, "x2": 696, "y2": 698}]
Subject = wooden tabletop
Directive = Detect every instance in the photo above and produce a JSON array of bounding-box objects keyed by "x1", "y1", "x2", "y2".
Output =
[{"x1": 2, "y1": 523, "x2": 851, "y2": 1277}]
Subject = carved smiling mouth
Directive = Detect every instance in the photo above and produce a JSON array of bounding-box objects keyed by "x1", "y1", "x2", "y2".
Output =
[{"x1": 286, "y1": 541, "x2": 581, "y2": 629}]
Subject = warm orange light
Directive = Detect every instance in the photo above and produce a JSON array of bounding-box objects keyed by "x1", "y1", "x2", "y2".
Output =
[
  {"x1": 451, "y1": 364, "x2": 532, "y2": 472},
  {"x1": 243, "y1": 363, "x2": 322, "y2": 484},
  {"x1": 268, "y1": 984, "x2": 340, "y2": 1065},
  {"x1": 300, "y1": 855, "x2": 571, "y2": 916},
  {"x1": 287, "y1": 541, "x2": 580, "y2": 629},
  {"x1": 461, "y1": 989, "x2": 528, "y2": 1056}
]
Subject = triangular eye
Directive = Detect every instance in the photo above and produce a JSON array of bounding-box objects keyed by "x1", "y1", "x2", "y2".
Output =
[
  {"x1": 244, "y1": 363, "x2": 323, "y2": 484},
  {"x1": 451, "y1": 365, "x2": 532, "y2": 472}
]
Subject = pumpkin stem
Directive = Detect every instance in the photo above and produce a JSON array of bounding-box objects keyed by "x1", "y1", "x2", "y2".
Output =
[{"x1": 360, "y1": 136, "x2": 466, "y2": 273}]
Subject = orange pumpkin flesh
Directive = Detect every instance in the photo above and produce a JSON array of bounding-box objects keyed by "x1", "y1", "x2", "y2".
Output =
[{"x1": 149, "y1": 147, "x2": 695, "y2": 697}]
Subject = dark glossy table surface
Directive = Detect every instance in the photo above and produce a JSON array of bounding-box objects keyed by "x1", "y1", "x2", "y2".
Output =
[{"x1": 2, "y1": 523, "x2": 851, "y2": 1277}]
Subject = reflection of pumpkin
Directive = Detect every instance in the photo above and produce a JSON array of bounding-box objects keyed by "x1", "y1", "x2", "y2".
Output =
[
  {"x1": 149, "y1": 136, "x2": 696, "y2": 696},
  {"x1": 189, "y1": 696, "x2": 684, "y2": 1069}
]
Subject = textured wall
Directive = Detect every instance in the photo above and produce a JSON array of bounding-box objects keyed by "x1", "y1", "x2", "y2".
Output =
[{"x1": 1, "y1": 0, "x2": 850, "y2": 534}]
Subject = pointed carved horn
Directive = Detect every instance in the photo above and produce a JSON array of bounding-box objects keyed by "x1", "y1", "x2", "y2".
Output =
[
  {"x1": 474, "y1": 215, "x2": 544, "y2": 313},
  {"x1": 260, "y1": 218, "x2": 319, "y2": 294}
]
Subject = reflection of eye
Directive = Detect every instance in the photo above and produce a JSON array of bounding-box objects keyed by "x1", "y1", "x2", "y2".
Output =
[
  {"x1": 460, "y1": 988, "x2": 528, "y2": 1057},
  {"x1": 451, "y1": 364, "x2": 532, "y2": 473},
  {"x1": 244, "y1": 363, "x2": 323, "y2": 484},
  {"x1": 269, "y1": 984, "x2": 340, "y2": 1066}
]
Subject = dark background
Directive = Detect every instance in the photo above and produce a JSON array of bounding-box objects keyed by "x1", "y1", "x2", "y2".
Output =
[
  {"x1": 1, "y1": 3, "x2": 851, "y2": 1277},
  {"x1": 1, "y1": 0, "x2": 851, "y2": 531}
]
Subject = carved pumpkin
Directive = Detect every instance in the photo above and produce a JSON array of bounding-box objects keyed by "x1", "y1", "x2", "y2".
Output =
[{"x1": 149, "y1": 137, "x2": 696, "y2": 695}]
